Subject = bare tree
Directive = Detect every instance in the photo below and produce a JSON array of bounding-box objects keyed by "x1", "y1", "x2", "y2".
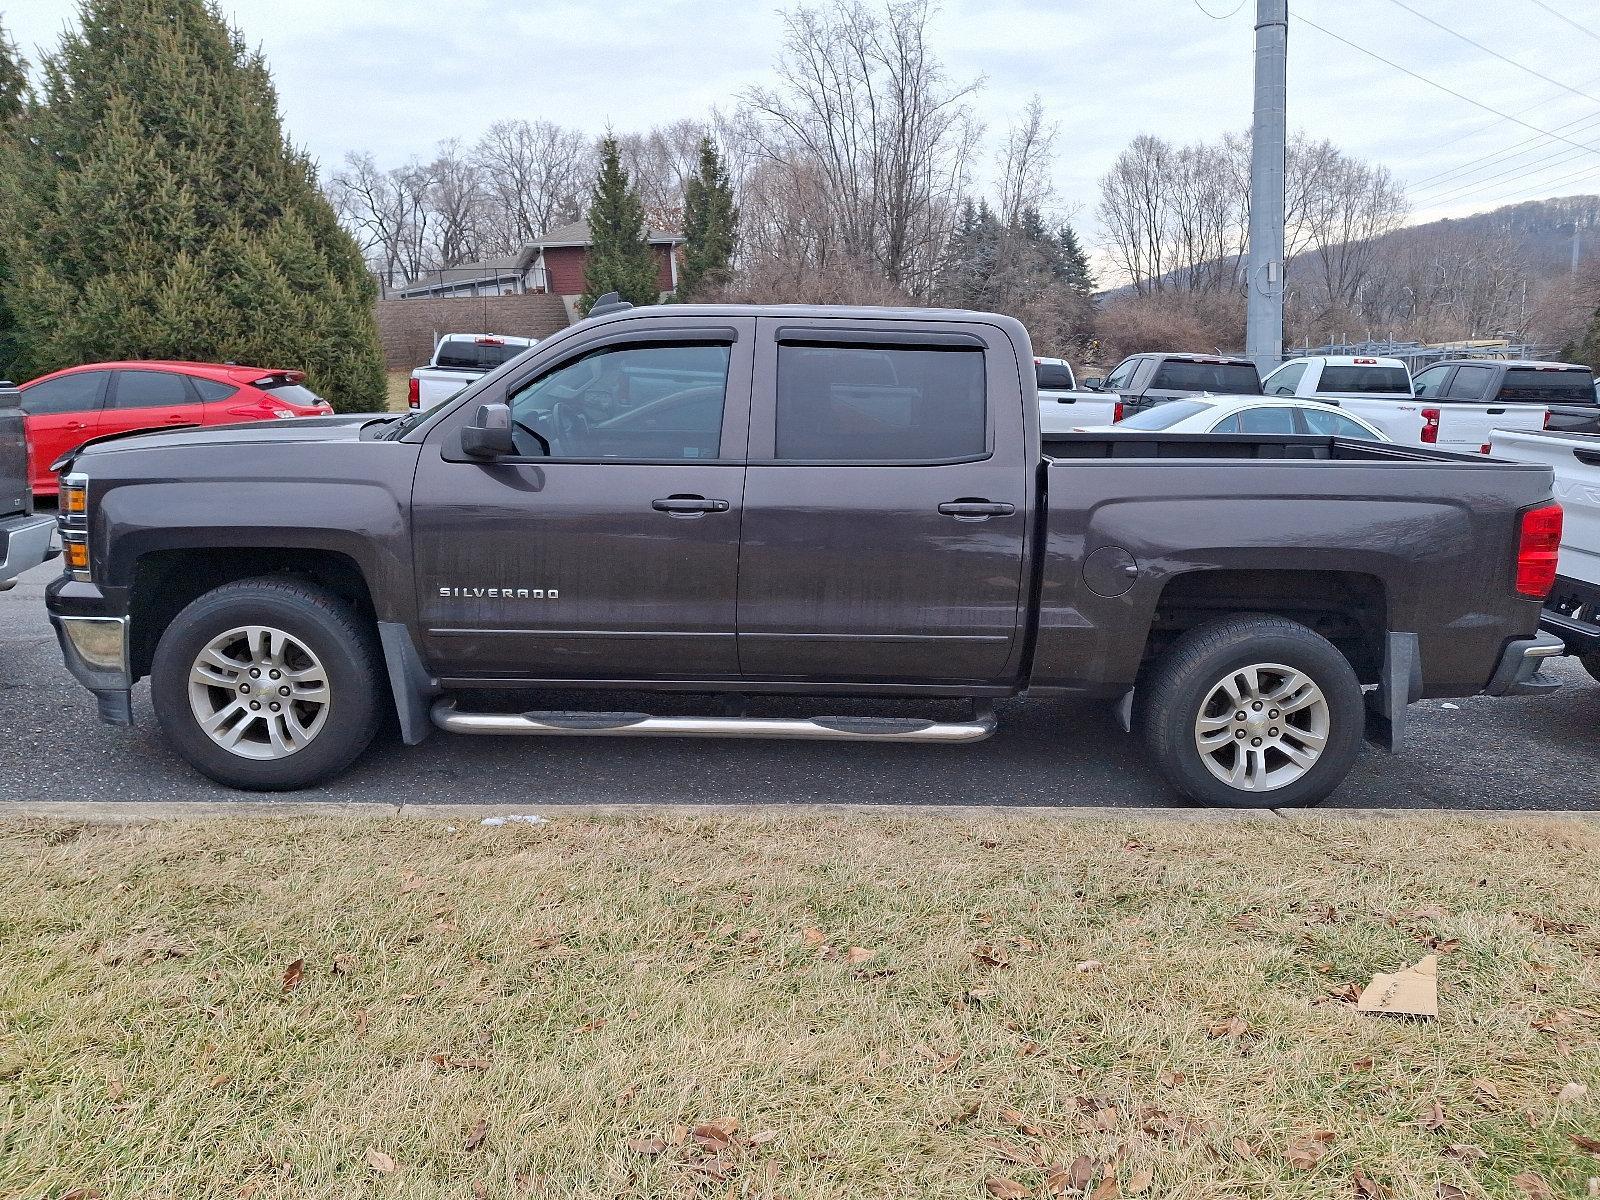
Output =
[
  {"x1": 742, "y1": 0, "x2": 980, "y2": 297},
  {"x1": 1096, "y1": 134, "x2": 1174, "y2": 295},
  {"x1": 995, "y1": 94, "x2": 1057, "y2": 228},
  {"x1": 325, "y1": 151, "x2": 434, "y2": 287},
  {"x1": 1301, "y1": 154, "x2": 1408, "y2": 315},
  {"x1": 424, "y1": 138, "x2": 489, "y2": 268},
  {"x1": 475, "y1": 119, "x2": 593, "y2": 251},
  {"x1": 617, "y1": 120, "x2": 706, "y2": 232}
]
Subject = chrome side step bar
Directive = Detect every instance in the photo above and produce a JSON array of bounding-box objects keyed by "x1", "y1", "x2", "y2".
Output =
[{"x1": 430, "y1": 698, "x2": 997, "y2": 744}]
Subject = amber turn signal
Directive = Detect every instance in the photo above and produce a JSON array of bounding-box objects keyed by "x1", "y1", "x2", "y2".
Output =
[
  {"x1": 63, "y1": 487, "x2": 87, "y2": 515},
  {"x1": 64, "y1": 541, "x2": 89, "y2": 570}
]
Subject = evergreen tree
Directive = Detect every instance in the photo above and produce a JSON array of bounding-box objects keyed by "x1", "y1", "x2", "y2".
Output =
[
  {"x1": 0, "y1": 0, "x2": 385, "y2": 411},
  {"x1": 0, "y1": 20, "x2": 29, "y2": 376},
  {"x1": 1056, "y1": 222, "x2": 1095, "y2": 297},
  {"x1": 580, "y1": 136, "x2": 660, "y2": 313},
  {"x1": 677, "y1": 136, "x2": 736, "y2": 301}
]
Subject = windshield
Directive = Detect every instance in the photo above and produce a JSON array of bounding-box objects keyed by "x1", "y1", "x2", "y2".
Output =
[
  {"x1": 434, "y1": 338, "x2": 527, "y2": 371},
  {"x1": 1112, "y1": 399, "x2": 1213, "y2": 429}
]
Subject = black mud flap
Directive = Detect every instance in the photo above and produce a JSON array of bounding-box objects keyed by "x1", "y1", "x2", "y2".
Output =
[
  {"x1": 1364, "y1": 631, "x2": 1421, "y2": 753},
  {"x1": 377, "y1": 621, "x2": 439, "y2": 746}
]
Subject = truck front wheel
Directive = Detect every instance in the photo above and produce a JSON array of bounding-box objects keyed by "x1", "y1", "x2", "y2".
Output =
[
  {"x1": 1137, "y1": 615, "x2": 1363, "y2": 808},
  {"x1": 150, "y1": 578, "x2": 384, "y2": 790}
]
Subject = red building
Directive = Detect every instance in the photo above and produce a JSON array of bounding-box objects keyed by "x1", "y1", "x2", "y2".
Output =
[{"x1": 395, "y1": 219, "x2": 683, "y2": 317}]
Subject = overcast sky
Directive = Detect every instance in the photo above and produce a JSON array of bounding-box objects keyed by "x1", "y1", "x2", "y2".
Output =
[{"x1": 6, "y1": 0, "x2": 1600, "y2": 262}]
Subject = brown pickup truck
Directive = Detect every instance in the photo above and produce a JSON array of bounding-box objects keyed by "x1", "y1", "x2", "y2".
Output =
[{"x1": 46, "y1": 302, "x2": 1563, "y2": 806}]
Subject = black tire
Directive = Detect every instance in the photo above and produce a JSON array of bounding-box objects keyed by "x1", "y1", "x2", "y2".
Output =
[
  {"x1": 1136, "y1": 615, "x2": 1363, "y2": 809},
  {"x1": 150, "y1": 577, "x2": 384, "y2": 790},
  {"x1": 1580, "y1": 652, "x2": 1600, "y2": 686}
]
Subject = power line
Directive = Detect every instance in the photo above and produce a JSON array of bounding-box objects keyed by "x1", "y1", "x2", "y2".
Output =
[
  {"x1": 1527, "y1": 0, "x2": 1600, "y2": 47},
  {"x1": 1379, "y1": 0, "x2": 1600, "y2": 107},
  {"x1": 1291, "y1": 13, "x2": 1600, "y2": 161},
  {"x1": 1409, "y1": 104, "x2": 1600, "y2": 192},
  {"x1": 1419, "y1": 140, "x2": 1598, "y2": 207},
  {"x1": 1413, "y1": 120, "x2": 1600, "y2": 202},
  {"x1": 1443, "y1": 161, "x2": 1600, "y2": 212},
  {"x1": 1192, "y1": 0, "x2": 1248, "y2": 18},
  {"x1": 1418, "y1": 70, "x2": 1600, "y2": 167}
]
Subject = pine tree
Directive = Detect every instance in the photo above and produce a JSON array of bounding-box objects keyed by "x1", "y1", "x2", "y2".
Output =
[
  {"x1": 580, "y1": 136, "x2": 660, "y2": 313},
  {"x1": 0, "y1": 0, "x2": 385, "y2": 411},
  {"x1": 0, "y1": 21, "x2": 29, "y2": 376},
  {"x1": 678, "y1": 136, "x2": 736, "y2": 301},
  {"x1": 1056, "y1": 223, "x2": 1095, "y2": 297}
]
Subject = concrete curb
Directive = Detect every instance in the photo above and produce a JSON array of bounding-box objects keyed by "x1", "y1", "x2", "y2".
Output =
[{"x1": 0, "y1": 800, "x2": 1593, "y2": 824}]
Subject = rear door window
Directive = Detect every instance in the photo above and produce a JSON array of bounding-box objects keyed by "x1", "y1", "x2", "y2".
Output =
[
  {"x1": 1411, "y1": 365, "x2": 1449, "y2": 398},
  {"x1": 775, "y1": 344, "x2": 986, "y2": 462},
  {"x1": 1235, "y1": 406, "x2": 1297, "y2": 434},
  {"x1": 20, "y1": 372, "x2": 108, "y2": 415},
  {"x1": 1299, "y1": 408, "x2": 1380, "y2": 439},
  {"x1": 1102, "y1": 357, "x2": 1139, "y2": 391},
  {"x1": 1497, "y1": 369, "x2": 1596, "y2": 403},
  {"x1": 1317, "y1": 365, "x2": 1411, "y2": 394},
  {"x1": 1150, "y1": 360, "x2": 1261, "y2": 394},
  {"x1": 112, "y1": 370, "x2": 196, "y2": 408},
  {"x1": 1443, "y1": 365, "x2": 1493, "y2": 401},
  {"x1": 189, "y1": 378, "x2": 239, "y2": 402}
]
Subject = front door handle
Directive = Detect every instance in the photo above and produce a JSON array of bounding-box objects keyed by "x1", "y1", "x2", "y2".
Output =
[
  {"x1": 938, "y1": 500, "x2": 1015, "y2": 519},
  {"x1": 653, "y1": 495, "x2": 730, "y2": 514}
]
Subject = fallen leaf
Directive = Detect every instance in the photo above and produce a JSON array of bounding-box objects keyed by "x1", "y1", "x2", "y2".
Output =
[
  {"x1": 844, "y1": 946, "x2": 877, "y2": 966},
  {"x1": 472, "y1": 1185, "x2": 488, "y2": 1200},
  {"x1": 1444, "y1": 1144, "x2": 1484, "y2": 1163},
  {"x1": 464, "y1": 1118, "x2": 488, "y2": 1152},
  {"x1": 1436, "y1": 1186, "x2": 1470, "y2": 1200},
  {"x1": 1208, "y1": 1016, "x2": 1249, "y2": 1039},
  {"x1": 1353, "y1": 1168, "x2": 1388, "y2": 1198},
  {"x1": 1472, "y1": 1078, "x2": 1500, "y2": 1106},
  {"x1": 1232, "y1": 1138, "x2": 1256, "y2": 1160},
  {"x1": 691, "y1": 1117, "x2": 739, "y2": 1149},
  {"x1": 1417, "y1": 1100, "x2": 1446, "y2": 1132},
  {"x1": 1126, "y1": 1168, "x2": 1153, "y2": 1194},
  {"x1": 363, "y1": 1147, "x2": 396, "y2": 1175},
  {"x1": 801, "y1": 927, "x2": 825, "y2": 946},
  {"x1": 625, "y1": 1135, "x2": 666, "y2": 1155},
  {"x1": 1157, "y1": 1069, "x2": 1184, "y2": 1088},
  {"x1": 1512, "y1": 1172, "x2": 1554, "y2": 1198},
  {"x1": 399, "y1": 871, "x2": 424, "y2": 893},
  {"x1": 1571, "y1": 1132, "x2": 1600, "y2": 1155},
  {"x1": 749, "y1": 1129, "x2": 779, "y2": 1146},
  {"x1": 60, "y1": 1190, "x2": 102, "y2": 1200},
  {"x1": 1285, "y1": 1129, "x2": 1336, "y2": 1170},
  {"x1": 983, "y1": 1137, "x2": 1039, "y2": 1166},
  {"x1": 1076, "y1": 959, "x2": 1103, "y2": 973},
  {"x1": 281, "y1": 959, "x2": 305, "y2": 993},
  {"x1": 999, "y1": 1107, "x2": 1044, "y2": 1137},
  {"x1": 1557, "y1": 1081, "x2": 1589, "y2": 1103},
  {"x1": 331, "y1": 954, "x2": 356, "y2": 976},
  {"x1": 972, "y1": 943, "x2": 1011, "y2": 969},
  {"x1": 1090, "y1": 1179, "x2": 1120, "y2": 1200},
  {"x1": 208, "y1": 1072, "x2": 231, "y2": 1088},
  {"x1": 1068, "y1": 1154, "x2": 1098, "y2": 1189},
  {"x1": 985, "y1": 1178, "x2": 1030, "y2": 1199}
]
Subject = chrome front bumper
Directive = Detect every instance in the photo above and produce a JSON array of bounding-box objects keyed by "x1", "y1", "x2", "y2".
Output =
[{"x1": 50, "y1": 613, "x2": 133, "y2": 724}]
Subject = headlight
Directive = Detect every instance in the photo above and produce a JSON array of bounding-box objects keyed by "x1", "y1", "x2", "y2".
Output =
[{"x1": 58, "y1": 472, "x2": 90, "y2": 582}]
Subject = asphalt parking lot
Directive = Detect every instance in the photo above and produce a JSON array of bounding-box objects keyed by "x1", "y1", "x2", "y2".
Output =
[{"x1": 2, "y1": 559, "x2": 1596, "y2": 810}]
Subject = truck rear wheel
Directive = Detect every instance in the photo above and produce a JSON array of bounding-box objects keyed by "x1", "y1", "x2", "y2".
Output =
[
  {"x1": 150, "y1": 578, "x2": 383, "y2": 790},
  {"x1": 1580, "y1": 653, "x2": 1600, "y2": 686},
  {"x1": 1137, "y1": 615, "x2": 1363, "y2": 809}
]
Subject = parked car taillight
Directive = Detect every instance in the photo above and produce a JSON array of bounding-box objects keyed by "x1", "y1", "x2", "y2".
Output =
[
  {"x1": 1542, "y1": 409, "x2": 1552, "y2": 429},
  {"x1": 1515, "y1": 503, "x2": 1562, "y2": 599},
  {"x1": 1113, "y1": 401, "x2": 1124, "y2": 423},
  {"x1": 407, "y1": 378, "x2": 420, "y2": 409},
  {"x1": 1420, "y1": 408, "x2": 1440, "y2": 444}
]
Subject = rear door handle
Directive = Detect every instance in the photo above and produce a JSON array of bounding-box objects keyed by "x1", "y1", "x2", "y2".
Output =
[
  {"x1": 938, "y1": 500, "x2": 1015, "y2": 519},
  {"x1": 653, "y1": 495, "x2": 729, "y2": 514}
]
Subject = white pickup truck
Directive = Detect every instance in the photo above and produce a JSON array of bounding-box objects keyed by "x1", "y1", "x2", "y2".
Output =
[
  {"x1": 1490, "y1": 428, "x2": 1600, "y2": 678},
  {"x1": 1034, "y1": 357, "x2": 1121, "y2": 433},
  {"x1": 1263, "y1": 355, "x2": 1547, "y2": 453},
  {"x1": 408, "y1": 334, "x2": 536, "y2": 410}
]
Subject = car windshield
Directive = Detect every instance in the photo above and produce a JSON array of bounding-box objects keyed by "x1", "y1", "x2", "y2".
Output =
[{"x1": 1112, "y1": 400, "x2": 1214, "y2": 429}]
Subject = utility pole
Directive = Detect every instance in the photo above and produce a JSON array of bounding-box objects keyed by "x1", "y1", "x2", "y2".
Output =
[{"x1": 1245, "y1": 0, "x2": 1288, "y2": 373}]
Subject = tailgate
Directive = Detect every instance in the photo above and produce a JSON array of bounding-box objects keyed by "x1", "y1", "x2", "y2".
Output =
[
  {"x1": 1491, "y1": 429, "x2": 1600, "y2": 587},
  {"x1": 1436, "y1": 402, "x2": 1544, "y2": 451},
  {"x1": 1038, "y1": 391, "x2": 1118, "y2": 433}
]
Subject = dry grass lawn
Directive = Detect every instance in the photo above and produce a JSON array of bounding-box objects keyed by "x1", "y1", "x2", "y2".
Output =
[
  {"x1": 0, "y1": 811, "x2": 1596, "y2": 1200},
  {"x1": 383, "y1": 371, "x2": 410, "y2": 413}
]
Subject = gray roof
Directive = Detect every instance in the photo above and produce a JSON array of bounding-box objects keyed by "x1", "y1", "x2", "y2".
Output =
[{"x1": 535, "y1": 219, "x2": 683, "y2": 248}]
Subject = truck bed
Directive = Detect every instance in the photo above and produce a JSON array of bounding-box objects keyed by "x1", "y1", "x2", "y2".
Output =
[{"x1": 1031, "y1": 430, "x2": 1556, "y2": 700}]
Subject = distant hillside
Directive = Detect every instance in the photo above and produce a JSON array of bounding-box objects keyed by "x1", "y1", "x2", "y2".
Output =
[{"x1": 1098, "y1": 194, "x2": 1600, "y2": 301}]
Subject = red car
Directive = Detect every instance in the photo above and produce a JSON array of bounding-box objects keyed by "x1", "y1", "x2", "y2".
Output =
[{"x1": 15, "y1": 361, "x2": 333, "y2": 495}]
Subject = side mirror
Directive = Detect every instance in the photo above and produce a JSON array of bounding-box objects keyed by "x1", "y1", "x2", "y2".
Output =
[
  {"x1": 0, "y1": 383, "x2": 18, "y2": 410},
  {"x1": 1082, "y1": 377, "x2": 1102, "y2": 390},
  {"x1": 460, "y1": 402, "x2": 516, "y2": 458}
]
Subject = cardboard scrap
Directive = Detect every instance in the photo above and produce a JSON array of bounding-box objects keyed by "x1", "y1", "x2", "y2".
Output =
[{"x1": 1357, "y1": 954, "x2": 1438, "y2": 1018}]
